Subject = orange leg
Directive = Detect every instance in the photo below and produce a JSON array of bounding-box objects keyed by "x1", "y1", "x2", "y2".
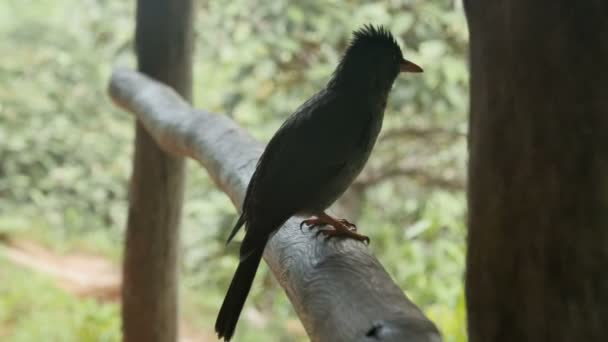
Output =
[
  {"x1": 300, "y1": 212, "x2": 369, "y2": 244},
  {"x1": 337, "y1": 219, "x2": 357, "y2": 230},
  {"x1": 301, "y1": 217, "x2": 357, "y2": 231}
]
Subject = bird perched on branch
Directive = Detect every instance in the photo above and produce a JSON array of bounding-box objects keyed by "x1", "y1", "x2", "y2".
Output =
[{"x1": 215, "y1": 24, "x2": 422, "y2": 340}]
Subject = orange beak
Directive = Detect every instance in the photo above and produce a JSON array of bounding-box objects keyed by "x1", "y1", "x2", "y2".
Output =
[{"x1": 400, "y1": 59, "x2": 423, "y2": 73}]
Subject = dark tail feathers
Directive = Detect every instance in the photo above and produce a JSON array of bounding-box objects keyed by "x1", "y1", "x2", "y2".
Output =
[{"x1": 215, "y1": 247, "x2": 264, "y2": 341}]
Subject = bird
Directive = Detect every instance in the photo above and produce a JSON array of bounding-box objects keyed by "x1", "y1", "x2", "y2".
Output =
[{"x1": 215, "y1": 24, "x2": 422, "y2": 341}]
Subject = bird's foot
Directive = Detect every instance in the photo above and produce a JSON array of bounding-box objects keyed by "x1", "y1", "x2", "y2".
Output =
[
  {"x1": 300, "y1": 214, "x2": 369, "y2": 244},
  {"x1": 315, "y1": 225, "x2": 370, "y2": 244},
  {"x1": 337, "y1": 219, "x2": 357, "y2": 231},
  {"x1": 300, "y1": 217, "x2": 357, "y2": 232}
]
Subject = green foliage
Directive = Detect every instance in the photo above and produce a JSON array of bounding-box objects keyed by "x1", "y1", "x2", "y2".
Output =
[
  {"x1": 427, "y1": 288, "x2": 468, "y2": 342},
  {"x1": 1, "y1": 0, "x2": 468, "y2": 340},
  {"x1": 0, "y1": 0, "x2": 134, "y2": 238},
  {"x1": 0, "y1": 255, "x2": 120, "y2": 342}
]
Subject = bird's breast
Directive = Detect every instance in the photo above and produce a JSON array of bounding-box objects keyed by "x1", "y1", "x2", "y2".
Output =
[{"x1": 357, "y1": 104, "x2": 385, "y2": 153}]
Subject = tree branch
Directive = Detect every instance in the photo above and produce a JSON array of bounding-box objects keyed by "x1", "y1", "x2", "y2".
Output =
[
  {"x1": 109, "y1": 68, "x2": 441, "y2": 342},
  {"x1": 380, "y1": 127, "x2": 465, "y2": 143},
  {"x1": 355, "y1": 165, "x2": 465, "y2": 191}
]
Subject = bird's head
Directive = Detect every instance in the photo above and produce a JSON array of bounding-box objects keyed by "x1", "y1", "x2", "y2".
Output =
[{"x1": 330, "y1": 25, "x2": 422, "y2": 93}]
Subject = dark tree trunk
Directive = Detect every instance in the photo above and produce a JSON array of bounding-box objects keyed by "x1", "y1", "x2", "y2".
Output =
[
  {"x1": 121, "y1": 1, "x2": 193, "y2": 341},
  {"x1": 465, "y1": 1, "x2": 608, "y2": 341}
]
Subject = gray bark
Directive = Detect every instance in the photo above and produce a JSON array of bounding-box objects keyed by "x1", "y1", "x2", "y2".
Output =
[{"x1": 109, "y1": 68, "x2": 441, "y2": 342}]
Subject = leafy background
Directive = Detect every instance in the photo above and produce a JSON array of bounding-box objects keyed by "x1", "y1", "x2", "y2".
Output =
[{"x1": 0, "y1": 0, "x2": 468, "y2": 341}]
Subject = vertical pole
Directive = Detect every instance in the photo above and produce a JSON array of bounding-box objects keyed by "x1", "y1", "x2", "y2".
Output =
[{"x1": 122, "y1": 1, "x2": 193, "y2": 341}]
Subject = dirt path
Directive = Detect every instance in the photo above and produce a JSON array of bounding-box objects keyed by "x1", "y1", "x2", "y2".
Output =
[{"x1": 0, "y1": 237, "x2": 215, "y2": 342}]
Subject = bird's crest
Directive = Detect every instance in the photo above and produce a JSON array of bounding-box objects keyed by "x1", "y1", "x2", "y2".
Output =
[
  {"x1": 328, "y1": 24, "x2": 404, "y2": 88},
  {"x1": 348, "y1": 24, "x2": 400, "y2": 52}
]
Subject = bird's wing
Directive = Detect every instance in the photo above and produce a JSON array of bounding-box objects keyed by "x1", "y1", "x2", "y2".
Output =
[{"x1": 246, "y1": 91, "x2": 364, "y2": 216}]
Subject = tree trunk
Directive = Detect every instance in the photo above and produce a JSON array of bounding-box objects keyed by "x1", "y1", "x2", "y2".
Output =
[
  {"x1": 121, "y1": 1, "x2": 193, "y2": 341},
  {"x1": 465, "y1": 1, "x2": 608, "y2": 341}
]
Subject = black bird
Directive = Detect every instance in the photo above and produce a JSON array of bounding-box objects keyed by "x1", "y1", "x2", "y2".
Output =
[{"x1": 215, "y1": 25, "x2": 422, "y2": 341}]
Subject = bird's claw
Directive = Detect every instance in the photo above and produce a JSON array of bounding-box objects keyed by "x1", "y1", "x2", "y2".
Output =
[
  {"x1": 300, "y1": 215, "x2": 369, "y2": 244},
  {"x1": 300, "y1": 217, "x2": 357, "y2": 231},
  {"x1": 315, "y1": 228, "x2": 370, "y2": 244},
  {"x1": 300, "y1": 218, "x2": 322, "y2": 231},
  {"x1": 337, "y1": 219, "x2": 357, "y2": 231}
]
